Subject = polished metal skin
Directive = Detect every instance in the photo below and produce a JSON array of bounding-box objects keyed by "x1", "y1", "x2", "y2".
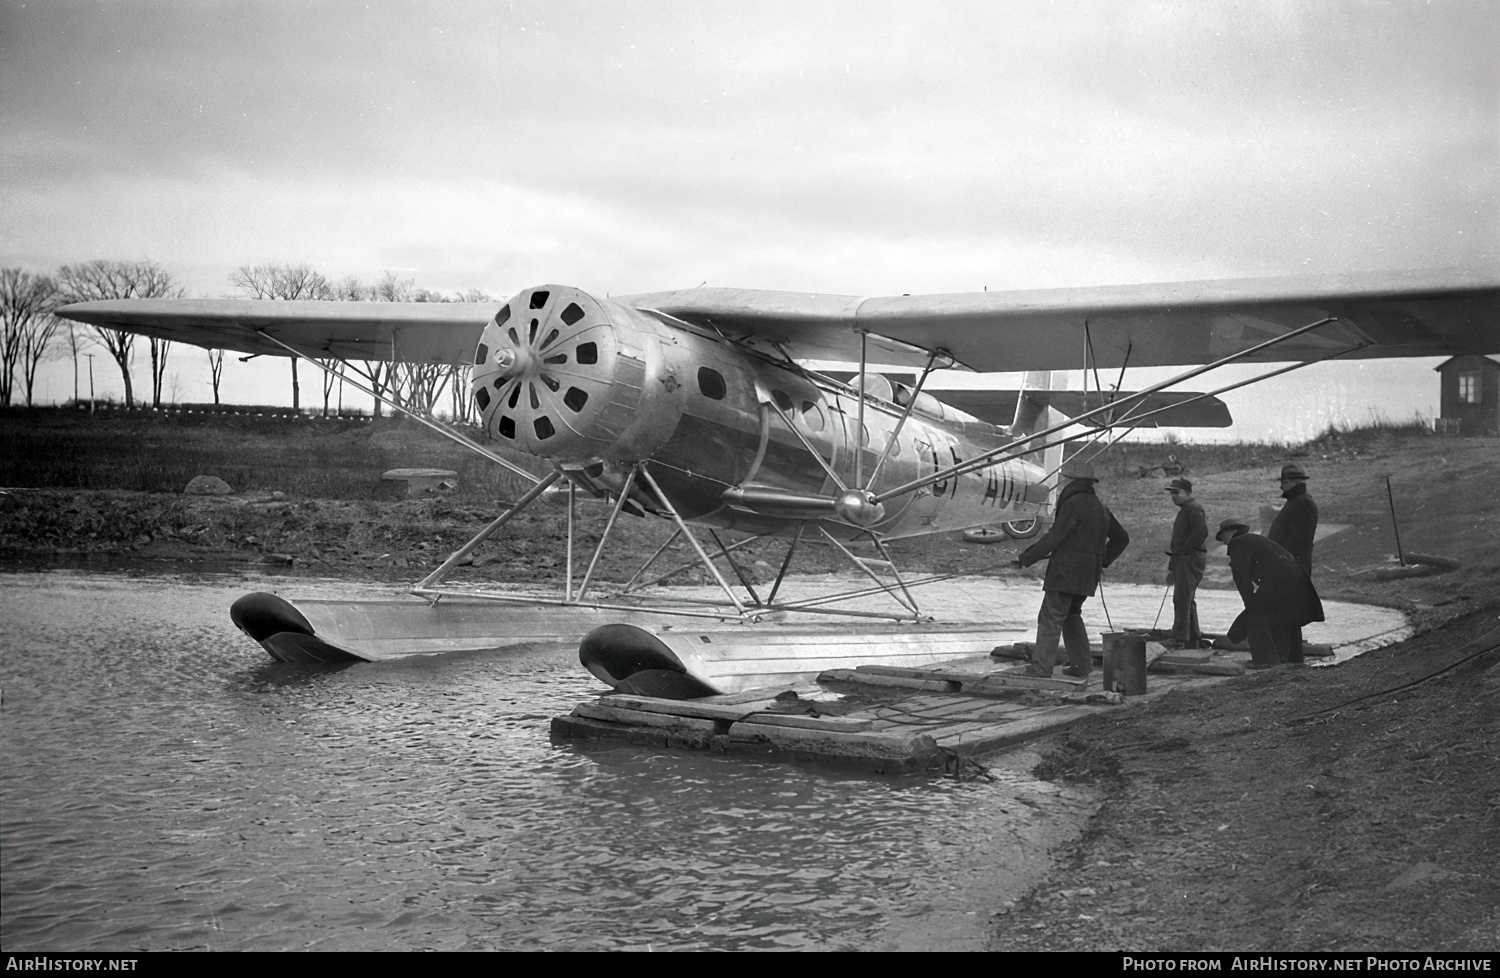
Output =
[{"x1": 470, "y1": 284, "x2": 1052, "y2": 541}]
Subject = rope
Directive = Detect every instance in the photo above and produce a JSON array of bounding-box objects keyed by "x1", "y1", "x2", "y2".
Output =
[{"x1": 1286, "y1": 620, "x2": 1500, "y2": 723}]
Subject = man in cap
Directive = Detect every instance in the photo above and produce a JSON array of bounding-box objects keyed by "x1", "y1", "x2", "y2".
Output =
[
  {"x1": 1268, "y1": 462, "x2": 1318, "y2": 662},
  {"x1": 1217, "y1": 518, "x2": 1324, "y2": 668},
  {"x1": 1164, "y1": 477, "x2": 1208, "y2": 649},
  {"x1": 1014, "y1": 456, "x2": 1130, "y2": 678}
]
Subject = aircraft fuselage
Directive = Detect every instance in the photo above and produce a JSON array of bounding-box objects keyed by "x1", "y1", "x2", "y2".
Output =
[{"x1": 471, "y1": 285, "x2": 1051, "y2": 539}]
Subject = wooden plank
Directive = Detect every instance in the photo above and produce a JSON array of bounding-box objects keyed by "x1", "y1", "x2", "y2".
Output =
[
  {"x1": 598, "y1": 693, "x2": 780, "y2": 721},
  {"x1": 868, "y1": 697, "x2": 1000, "y2": 721},
  {"x1": 818, "y1": 669, "x2": 960, "y2": 692},
  {"x1": 573, "y1": 702, "x2": 720, "y2": 731},
  {"x1": 854, "y1": 664, "x2": 988, "y2": 681},
  {"x1": 934, "y1": 705, "x2": 1101, "y2": 755},
  {"x1": 1155, "y1": 650, "x2": 1213, "y2": 665},
  {"x1": 1148, "y1": 660, "x2": 1246, "y2": 677},
  {"x1": 923, "y1": 719, "x2": 1008, "y2": 741},
  {"x1": 886, "y1": 693, "x2": 970, "y2": 712},
  {"x1": 551, "y1": 714, "x2": 717, "y2": 750},
  {"x1": 728, "y1": 720, "x2": 938, "y2": 755},
  {"x1": 962, "y1": 673, "x2": 1084, "y2": 694},
  {"x1": 737, "y1": 712, "x2": 873, "y2": 733},
  {"x1": 700, "y1": 685, "x2": 804, "y2": 705}
]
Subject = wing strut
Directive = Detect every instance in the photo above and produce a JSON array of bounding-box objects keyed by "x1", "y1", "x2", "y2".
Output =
[
  {"x1": 767, "y1": 400, "x2": 847, "y2": 492},
  {"x1": 415, "y1": 470, "x2": 562, "y2": 590},
  {"x1": 813, "y1": 526, "x2": 919, "y2": 617},
  {"x1": 637, "y1": 465, "x2": 746, "y2": 614},
  {"x1": 998, "y1": 341, "x2": 1369, "y2": 482},
  {"x1": 855, "y1": 331, "x2": 867, "y2": 488},
  {"x1": 575, "y1": 466, "x2": 641, "y2": 603},
  {"x1": 863, "y1": 348, "x2": 941, "y2": 491},
  {"x1": 874, "y1": 315, "x2": 1341, "y2": 504}
]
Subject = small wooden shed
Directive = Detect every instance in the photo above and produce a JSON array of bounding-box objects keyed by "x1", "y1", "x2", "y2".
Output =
[{"x1": 1434, "y1": 355, "x2": 1500, "y2": 435}]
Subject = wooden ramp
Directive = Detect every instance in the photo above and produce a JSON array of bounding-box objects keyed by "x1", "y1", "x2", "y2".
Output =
[{"x1": 552, "y1": 642, "x2": 1247, "y2": 774}]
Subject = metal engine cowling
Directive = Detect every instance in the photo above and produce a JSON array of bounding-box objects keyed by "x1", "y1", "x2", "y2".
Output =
[{"x1": 471, "y1": 285, "x2": 655, "y2": 460}]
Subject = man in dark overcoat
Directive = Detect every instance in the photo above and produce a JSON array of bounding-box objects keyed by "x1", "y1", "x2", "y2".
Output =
[
  {"x1": 1015, "y1": 457, "x2": 1130, "y2": 678},
  {"x1": 1164, "y1": 476, "x2": 1208, "y2": 649},
  {"x1": 1268, "y1": 462, "x2": 1318, "y2": 661},
  {"x1": 1217, "y1": 518, "x2": 1324, "y2": 668}
]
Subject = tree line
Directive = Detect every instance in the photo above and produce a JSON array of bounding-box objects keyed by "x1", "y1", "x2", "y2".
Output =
[{"x1": 0, "y1": 260, "x2": 493, "y2": 423}]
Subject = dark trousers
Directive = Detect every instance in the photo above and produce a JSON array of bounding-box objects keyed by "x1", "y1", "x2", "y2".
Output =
[
  {"x1": 1170, "y1": 553, "x2": 1205, "y2": 647},
  {"x1": 1245, "y1": 613, "x2": 1301, "y2": 667},
  {"x1": 1033, "y1": 590, "x2": 1092, "y2": 675}
]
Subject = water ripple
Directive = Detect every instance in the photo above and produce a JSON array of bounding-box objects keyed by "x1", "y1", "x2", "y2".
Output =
[{"x1": 3, "y1": 571, "x2": 1084, "y2": 951}]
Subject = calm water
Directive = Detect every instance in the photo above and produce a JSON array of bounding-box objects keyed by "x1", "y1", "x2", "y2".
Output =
[{"x1": 1, "y1": 572, "x2": 1095, "y2": 951}]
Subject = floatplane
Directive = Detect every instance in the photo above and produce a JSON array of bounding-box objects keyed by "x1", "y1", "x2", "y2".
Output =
[{"x1": 58, "y1": 271, "x2": 1500, "y2": 695}]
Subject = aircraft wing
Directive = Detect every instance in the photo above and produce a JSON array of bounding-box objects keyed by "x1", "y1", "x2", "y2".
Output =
[
  {"x1": 621, "y1": 269, "x2": 1500, "y2": 370},
  {"x1": 54, "y1": 298, "x2": 500, "y2": 363},
  {"x1": 56, "y1": 269, "x2": 1499, "y2": 371},
  {"x1": 931, "y1": 389, "x2": 1234, "y2": 428}
]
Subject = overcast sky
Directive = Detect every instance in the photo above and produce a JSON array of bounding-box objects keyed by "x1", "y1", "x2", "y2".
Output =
[{"x1": 4, "y1": 1, "x2": 1497, "y2": 440}]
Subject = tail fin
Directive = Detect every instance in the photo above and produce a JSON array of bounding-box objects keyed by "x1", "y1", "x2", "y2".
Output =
[{"x1": 1011, "y1": 371, "x2": 1065, "y2": 508}]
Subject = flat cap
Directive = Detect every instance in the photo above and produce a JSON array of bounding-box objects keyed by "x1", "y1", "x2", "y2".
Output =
[
  {"x1": 1165, "y1": 477, "x2": 1193, "y2": 493},
  {"x1": 1278, "y1": 462, "x2": 1309, "y2": 481}
]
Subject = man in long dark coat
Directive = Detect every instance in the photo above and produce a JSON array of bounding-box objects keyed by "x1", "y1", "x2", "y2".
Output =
[
  {"x1": 1218, "y1": 518, "x2": 1324, "y2": 668},
  {"x1": 1016, "y1": 457, "x2": 1130, "y2": 678},
  {"x1": 1164, "y1": 476, "x2": 1208, "y2": 649},
  {"x1": 1268, "y1": 462, "x2": 1318, "y2": 662}
]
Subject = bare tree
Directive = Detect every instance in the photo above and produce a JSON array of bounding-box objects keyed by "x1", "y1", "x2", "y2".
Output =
[
  {"x1": 147, "y1": 336, "x2": 171, "y2": 408},
  {"x1": 230, "y1": 262, "x2": 335, "y2": 301},
  {"x1": 331, "y1": 274, "x2": 391, "y2": 415},
  {"x1": 62, "y1": 323, "x2": 93, "y2": 403},
  {"x1": 1, "y1": 268, "x2": 60, "y2": 407},
  {"x1": 55, "y1": 259, "x2": 181, "y2": 408},
  {"x1": 447, "y1": 363, "x2": 476, "y2": 423},
  {"x1": 318, "y1": 358, "x2": 339, "y2": 416},
  {"x1": 371, "y1": 271, "x2": 413, "y2": 302},
  {"x1": 332, "y1": 275, "x2": 370, "y2": 301},
  {"x1": 207, "y1": 349, "x2": 225, "y2": 404},
  {"x1": 230, "y1": 263, "x2": 335, "y2": 412}
]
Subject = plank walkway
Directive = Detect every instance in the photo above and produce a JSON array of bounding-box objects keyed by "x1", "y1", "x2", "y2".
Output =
[{"x1": 551, "y1": 641, "x2": 1260, "y2": 774}]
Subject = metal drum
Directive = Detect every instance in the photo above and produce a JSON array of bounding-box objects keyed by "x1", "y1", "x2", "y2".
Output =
[{"x1": 1101, "y1": 631, "x2": 1148, "y2": 695}]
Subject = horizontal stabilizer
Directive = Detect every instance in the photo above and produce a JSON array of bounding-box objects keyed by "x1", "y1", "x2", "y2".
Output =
[{"x1": 929, "y1": 389, "x2": 1232, "y2": 427}]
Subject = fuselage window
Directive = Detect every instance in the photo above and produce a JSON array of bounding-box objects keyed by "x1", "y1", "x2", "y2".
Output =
[
  {"x1": 475, "y1": 387, "x2": 491, "y2": 411},
  {"x1": 534, "y1": 415, "x2": 555, "y2": 440},
  {"x1": 529, "y1": 290, "x2": 550, "y2": 310},
  {"x1": 801, "y1": 401, "x2": 825, "y2": 432},
  {"x1": 498, "y1": 415, "x2": 515, "y2": 439},
  {"x1": 475, "y1": 343, "x2": 489, "y2": 366},
  {"x1": 698, "y1": 366, "x2": 727, "y2": 400},
  {"x1": 576, "y1": 342, "x2": 598, "y2": 365}
]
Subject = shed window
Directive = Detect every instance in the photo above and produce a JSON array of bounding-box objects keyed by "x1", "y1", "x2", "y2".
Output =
[{"x1": 1458, "y1": 371, "x2": 1482, "y2": 404}]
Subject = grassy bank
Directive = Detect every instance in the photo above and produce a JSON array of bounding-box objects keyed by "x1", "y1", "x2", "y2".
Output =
[{"x1": 2, "y1": 408, "x2": 1495, "y2": 609}]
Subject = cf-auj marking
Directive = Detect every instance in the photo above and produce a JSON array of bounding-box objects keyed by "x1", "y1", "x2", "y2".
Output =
[{"x1": 59, "y1": 272, "x2": 1500, "y2": 696}]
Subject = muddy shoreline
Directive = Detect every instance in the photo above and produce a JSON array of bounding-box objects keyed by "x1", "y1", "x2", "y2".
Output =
[{"x1": 985, "y1": 603, "x2": 1500, "y2": 951}]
